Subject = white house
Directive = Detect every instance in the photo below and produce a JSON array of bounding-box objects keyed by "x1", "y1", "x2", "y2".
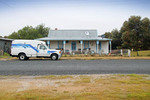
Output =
[{"x1": 36, "y1": 29, "x2": 112, "y2": 54}]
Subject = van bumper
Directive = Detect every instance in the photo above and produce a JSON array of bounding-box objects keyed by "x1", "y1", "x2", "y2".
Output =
[{"x1": 58, "y1": 54, "x2": 61, "y2": 59}]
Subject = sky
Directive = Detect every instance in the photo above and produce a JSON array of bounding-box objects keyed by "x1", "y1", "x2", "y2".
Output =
[{"x1": 0, "y1": 0, "x2": 150, "y2": 36}]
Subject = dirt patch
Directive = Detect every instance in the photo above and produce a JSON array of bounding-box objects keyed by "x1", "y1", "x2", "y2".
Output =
[{"x1": 0, "y1": 74, "x2": 150, "y2": 100}]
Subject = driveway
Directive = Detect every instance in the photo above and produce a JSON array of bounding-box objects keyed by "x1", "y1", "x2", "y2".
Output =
[{"x1": 0, "y1": 59, "x2": 150, "y2": 75}]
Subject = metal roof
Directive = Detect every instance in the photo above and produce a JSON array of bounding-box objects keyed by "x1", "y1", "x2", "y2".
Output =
[
  {"x1": 0, "y1": 38, "x2": 13, "y2": 41},
  {"x1": 48, "y1": 30, "x2": 98, "y2": 38},
  {"x1": 36, "y1": 37, "x2": 111, "y2": 41},
  {"x1": 36, "y1": 29, "x2": 111, "y2": 41}
]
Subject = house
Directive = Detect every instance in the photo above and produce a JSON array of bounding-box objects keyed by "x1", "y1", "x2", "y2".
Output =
[
  {"x1": 36, "y1": 29, "x2": 112, "y2": 54},
  {"x1": 0, "y1": 38, "x2": 13, "y2": 55}
]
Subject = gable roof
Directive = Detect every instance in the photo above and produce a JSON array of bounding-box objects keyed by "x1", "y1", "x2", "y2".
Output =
[{"x1": 36, "y1": 29, "x2": 111, "y2": 41}]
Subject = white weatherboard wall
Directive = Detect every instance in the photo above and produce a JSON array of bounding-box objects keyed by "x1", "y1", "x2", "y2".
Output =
[
  {"x1": 50, "y1": 41, "x2": 58, "y2": 49},
  {"x1": 90, "y1": 41, "x2": 96, "y2": 52},
  {"x1": 48, "y1": 40, "x2": 109, "y2": 54},
  {"x1": 101, "y1": 41, "x2": 109, "y2": 54}
]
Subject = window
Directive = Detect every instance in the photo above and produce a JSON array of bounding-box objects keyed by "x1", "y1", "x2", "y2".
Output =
[
  {"x1": 39, "y1": 44, "x2": 47, "y2": 50},
  {"x1": 84, "y1": 41, "x2": 89, "y2": 49},
  {"x1": 58, "y1": 41, "x2": 63, "y2": 49}
]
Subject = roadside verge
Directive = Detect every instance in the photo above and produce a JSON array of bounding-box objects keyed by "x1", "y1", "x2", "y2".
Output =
[{"x1": 0, "y1": 74, "x2": 150, "y2": 100}]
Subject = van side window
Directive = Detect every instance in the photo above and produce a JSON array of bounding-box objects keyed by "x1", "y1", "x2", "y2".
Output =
[{"x1": 39, "y1": 45, "x2": 46, "y2": 50}]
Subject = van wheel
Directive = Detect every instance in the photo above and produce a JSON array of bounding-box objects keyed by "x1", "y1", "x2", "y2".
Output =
[
  {"x1": 51, "y1": 54, "x2": 58, "y2": 60},
  {"x1": 19, "y1": 53, "x2": 27, "y2": 61}
]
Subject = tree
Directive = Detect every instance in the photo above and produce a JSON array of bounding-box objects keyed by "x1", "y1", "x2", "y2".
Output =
[
  {"x1": 36, "y1": 24, "x2": 49, "y2": 37},
  {"x1": 104, "y1": 16, "x2": 150, "y2": 50},
  {"x1": 104, "y1": 32, "x2": 112, "y2": 38},
  {"x1": 8, "y1": 24, "x2": 50, "y2": 39},
  {"x1": 111, "y1": 29, "x2": 122, "y2": 49},
  {"x1": 140, "y1": 17, "x2": 150, "y2": 50},
  {"x1": 104, "y1": 29, "x2": 122, "y2": 49},
  {"x1": 121, "y1": 16, "x2": 150, "y2": 50},
  {"x1": 8, "y1": 32, "x2": 20, "y2": 39}
]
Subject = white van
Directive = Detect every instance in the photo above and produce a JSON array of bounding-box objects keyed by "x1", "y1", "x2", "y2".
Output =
[{"x1": 10, "y1": 40, "x2": 62, "y2": 61}]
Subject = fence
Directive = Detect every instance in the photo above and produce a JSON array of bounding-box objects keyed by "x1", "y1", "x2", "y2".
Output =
[{"x1": 110, "y1": 49, "x2": 130, "y2": 56}]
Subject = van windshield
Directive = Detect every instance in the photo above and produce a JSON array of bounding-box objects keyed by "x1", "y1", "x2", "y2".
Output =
[{"x1": 39, "y1": 44, "x2": 48, "y2": 50}]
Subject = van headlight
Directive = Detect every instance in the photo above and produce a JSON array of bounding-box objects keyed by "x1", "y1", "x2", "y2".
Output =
[{"x1": 59, "y1": 51, "x2": 61, "y2": 54}]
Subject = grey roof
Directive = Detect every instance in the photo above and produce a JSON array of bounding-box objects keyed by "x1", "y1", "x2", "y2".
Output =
[
  {"x1": 0, "y1": 38, "x2": 13, "y2": 41},
  {"x1": 36, "y1": 30, "x2": 111, "y2": 41},
  {"x1": 48, "y1": 30, "x2": 97, "y2": 38},
  {"x1": 36, "y1": 37, "x2": 111, "y2": 41}
]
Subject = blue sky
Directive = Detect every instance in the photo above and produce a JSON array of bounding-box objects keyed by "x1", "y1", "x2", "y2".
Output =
[{"x1": 0, "y1": 0, "x2": 150, "y2": 36}]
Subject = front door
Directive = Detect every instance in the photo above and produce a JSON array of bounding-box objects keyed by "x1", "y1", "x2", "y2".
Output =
[{"x1": 71, "y1": 41, "x2": 76, "y2": 51}]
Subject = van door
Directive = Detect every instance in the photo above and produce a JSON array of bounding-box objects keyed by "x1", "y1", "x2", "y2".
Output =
[{"x1": 37, "y1": 44, "x2": 49, "y2": 57}]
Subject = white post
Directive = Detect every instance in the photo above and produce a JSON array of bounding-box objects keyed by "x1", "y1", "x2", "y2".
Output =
[
  {"x1": 96, "y1": 40, "x2": 99, "y2": 53},
  {"x1": 128, "y1": 49, "x2": 131, "y2": 57},
  {"x1": 121, "y1": 49, "x2": 123, "y2": 56},
  {"x1": 109, "y1": 41, "x2": 111, "y2": 53},
  {"x1": 80, "y1": 40, "x2": 83, "y2": 54},
  {"x1": 63, "y1": 40, "x2": 66, "y2": 53}
]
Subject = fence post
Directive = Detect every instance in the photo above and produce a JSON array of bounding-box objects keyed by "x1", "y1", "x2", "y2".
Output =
[
  {"x1": 121, "y1": 49, "x2": 123, "y2": 56},
  {"x1": 128, "y1": 49, "x2": 131, "y2": 57}
]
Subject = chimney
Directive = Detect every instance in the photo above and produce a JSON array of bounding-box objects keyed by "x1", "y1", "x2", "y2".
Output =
[{"x1": 55, "y1": 28, "x2": 58, "y2": 30}]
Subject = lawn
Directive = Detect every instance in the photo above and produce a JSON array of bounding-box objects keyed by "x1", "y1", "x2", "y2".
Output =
[
  {"x1": 131, "y1": 50, "x2": 150, "y2": 56},
  {"x1": 0, "y1": 74, "x2": 150, "y2": 100}
]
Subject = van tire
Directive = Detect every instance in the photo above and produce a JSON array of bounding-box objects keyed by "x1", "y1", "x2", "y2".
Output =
[
  {"x1": 19, "y1": 53, "x2": 27, "y2": 61},
  {"x1": 51, "y1": 54, "x2": 58, "y2": 60}
]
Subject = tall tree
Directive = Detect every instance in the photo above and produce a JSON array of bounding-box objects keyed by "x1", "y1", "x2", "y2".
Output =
[
  {"x1": 104, "y1": 29, "x2": 122, "y2": 49},
  {"x1": 140, "y1": 17, "x2": 150, "y2": 50},
  {"x1": 104, "y1": 16, "x2": 150, "y2": 50},
  {"x1": 111, "y1": 29, "x2": 122, "y2": 49},
  {"x1": 121, "y1": 16, "x2": 150, "y2": 50},
  {"x1": 36, "y1": 24, "x2": 50, "y2": 37},
  {"x1": 104, "y1": 32, "x2": 112, "y2": 38},
  {"x1": 8, "y1": 24, "x2": 50, "y2": 39}
]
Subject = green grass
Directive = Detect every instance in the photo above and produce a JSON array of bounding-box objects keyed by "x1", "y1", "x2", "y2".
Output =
[
  {"x1": 131, "y1": 50, "x2": 150, "y2": 56},
  {"x1": 0, "y1": 53, "x2": 11, "y2": 59}
]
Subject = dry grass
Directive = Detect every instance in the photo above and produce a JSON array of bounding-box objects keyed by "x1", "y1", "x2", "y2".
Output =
[
  {"x1": 1, "y1": 54, "x2": 150, "y2": 61},
  {"x1": 61, "y1": 56, "x2": 150, "y2": 60},
  {"x1": 0, "y1": 74, "x2": 150, "y2": 100}
]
